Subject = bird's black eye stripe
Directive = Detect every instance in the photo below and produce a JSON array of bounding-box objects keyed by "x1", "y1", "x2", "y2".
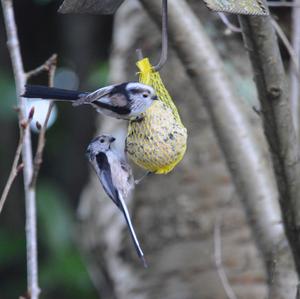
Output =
[{"x1": 130, "y1": 88, "x2": 143, "y2": 94}]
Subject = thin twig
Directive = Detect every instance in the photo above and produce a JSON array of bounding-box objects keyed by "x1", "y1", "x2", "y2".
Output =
[
  {"x1": 29, "y1": 54, "x2": 57, "y2": 188},
  {"x1": 217, "y1": 13, "x2": 241, "y2": 33},
  {"x1": 271, "y1": 18, "x2": 299, "y2": 75},
  {"x1": 289, "y1": 0, "x2": 300, "y2": 139},
  {"x1": 0, "y1": 108, "x2": 35, "y2": 214},
  {"x1": 214, "y1": 217, "x2": 238, "y2": 299},
  {"x1": 267, "y1": 1, "x2": 300, "y2": 7},
  {"x1": 26, "y1": 54, "x2": 57, "y2": 80},
  {"x1": 0, "y1": 129, "x2": 24, "y2": 214}
]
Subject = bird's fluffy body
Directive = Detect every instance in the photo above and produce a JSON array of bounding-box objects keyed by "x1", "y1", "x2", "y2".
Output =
[
  {"x1": 86, "y1": 135, "x2": 146, "y2": 267},
  {"x1": 23, "y1": 82, "x2": 156, "y2": 120}
]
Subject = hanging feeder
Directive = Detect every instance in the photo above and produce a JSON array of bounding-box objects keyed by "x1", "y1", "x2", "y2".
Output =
[
  {"x1": 126, "y1": 58, "x2": 187, "y2": 174},
  {"x1": 203, "y1": 0, "x2": 268, "y2": 15},
  {"x1": 126, "y1": 0, "x2": 187, "y2": 174}
]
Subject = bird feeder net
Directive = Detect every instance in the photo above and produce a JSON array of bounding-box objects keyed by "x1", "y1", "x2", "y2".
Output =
[{"x1": 126, "y1": 58, "x2": 187, "y2": 174}]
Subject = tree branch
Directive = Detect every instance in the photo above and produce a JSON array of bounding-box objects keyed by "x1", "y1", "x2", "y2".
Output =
[
  {"x1": 238, "y1": 14, "x2": 300, "y2": 278},
  {"x1": 26, "y1": 54, "x2": 57, "y2": 80},
  {"x1": 0, "y1": 108, "x2": 35, "y2": 214},
  {"x1": 267, "y1": 1, "x2": 300, "y2": 7},
  {"x1": 1, "y1": 0, "x2": 39, "y2": 297},
  {"x1": 289, "y1": 0, "x2": 300, "y2": 138},
  {"x1": 214, "y1": 217, "x2": 238, "y2": 299},
  {"x1": 58, "y1": 0, "x2": 125, "y2": 14},
  {"x1": 29, "y1": 54, "x2": 57, "y2": 188},
  {"x1": 139, "y1": 0, "x2": 297, "y2": 297},
  {"x1": 0, "y1": 125, "x2": 25, "y2": 213}
]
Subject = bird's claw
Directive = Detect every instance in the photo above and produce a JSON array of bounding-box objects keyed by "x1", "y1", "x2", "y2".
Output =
[{"x1": 131, "y1": 115, "x2": 145, "y2": 123}]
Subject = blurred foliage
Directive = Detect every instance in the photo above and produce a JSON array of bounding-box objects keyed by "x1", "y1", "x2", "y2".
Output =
[
  {"x1": 88, "y1": 62, "x2": 109, "y2": 87},
  {"x1": 0, "y1": 71, "x2": 18, "y2": 121},
  {"x1": 37, "y1": 181, "x2": 97, "y2": 298}
]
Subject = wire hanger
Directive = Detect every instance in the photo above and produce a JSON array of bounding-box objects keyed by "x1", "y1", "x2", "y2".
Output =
[
  {"x1": 136, "y1": 0, "x2": 169, "y2": 71},
  {"x1": 153, "y1": 0, "x2": 168, "y2": 71}
]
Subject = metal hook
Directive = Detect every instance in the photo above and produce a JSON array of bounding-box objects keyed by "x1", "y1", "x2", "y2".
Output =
[
  {"x1": 136, "y1": 0, "x2": 168, "y2": 71},
  {"x1": 153, "y1": 0, "x2": 168, "y2": 71}
]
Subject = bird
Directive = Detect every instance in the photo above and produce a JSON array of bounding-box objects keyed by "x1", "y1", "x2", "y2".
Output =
[
  {"x1": 22, "y1": 82, "x2": 157, "y2": 121},
  {"x1": 86, "y1": 134, "x2": 147, "y2": 267}
]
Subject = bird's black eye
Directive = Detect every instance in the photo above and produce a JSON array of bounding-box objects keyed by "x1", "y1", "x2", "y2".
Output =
[
  {"x1": 143, "y1": 93, "x2": 148, "y2": 98},
  {"x1": 100, "y1": 139, "x2": 104, "y2": 143}
]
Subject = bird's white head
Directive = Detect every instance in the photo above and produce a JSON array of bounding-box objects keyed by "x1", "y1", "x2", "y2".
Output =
[
  {"x1": 126, "y1": 82, "x2": 157, "y2": 116},
  {"x1": 86, "y1": 134, "x2": 116, "y2": 158}
]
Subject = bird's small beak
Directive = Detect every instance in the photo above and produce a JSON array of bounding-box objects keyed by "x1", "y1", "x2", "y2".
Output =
[
  {"x1": 110, "y1": 137, "x2": 116, "y2": 143},
  {"x1": 152, "y1": 95, "x2": 158, "y2": 101}
]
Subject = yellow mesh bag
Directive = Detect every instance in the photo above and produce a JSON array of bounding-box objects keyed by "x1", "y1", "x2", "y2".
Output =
[{"x1": 126, "y1": 58, "x2": 187, "y2": 174}]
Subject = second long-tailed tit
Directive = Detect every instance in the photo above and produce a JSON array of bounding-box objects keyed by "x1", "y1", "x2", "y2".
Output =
[
  {"x1": 86, "y1": 134, "x2": 147, "y2": 267},
  {"x1": 22, "y1": 82, "x2": 157, "y2": 120}
]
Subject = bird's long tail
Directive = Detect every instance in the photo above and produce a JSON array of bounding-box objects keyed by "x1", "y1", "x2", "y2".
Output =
[
  {"x1": 22, "y1": 85, "x2": 86, "y2": 101},
  {"x1": 118, "y1": 193, "x2": 147, "y2": 268}
]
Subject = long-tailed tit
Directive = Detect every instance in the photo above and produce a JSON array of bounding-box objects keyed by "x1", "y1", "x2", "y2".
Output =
[
  {"x1": 86, "y1": 134, "x2": 147, "y2": 267},
  {"x1": 22, "y1": 82, "x2": 157, "y2": 120}
]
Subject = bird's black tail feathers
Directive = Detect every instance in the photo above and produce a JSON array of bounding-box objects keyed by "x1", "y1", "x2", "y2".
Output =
[
  {"x1": 118, "y1": 193, "x2": 148, "y2": 268},
  {"x1": 22, "y1": 85, "x2": 85, "y2": 101}
]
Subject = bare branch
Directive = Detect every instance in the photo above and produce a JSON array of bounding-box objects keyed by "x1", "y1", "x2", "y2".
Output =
[
  {"x1": 271, "y1": 18, "x2": 299, "y2": 75},
  {"x1": 267, "y1": 1, "x2": 300, "y2": 7},
  {"x1": 214, "y1": 217, "x2": 238, "y2": 299},
  {"x1": 29, "y1": 55, "x2": 57, "y2": 188},
  {"x1": 0, "y1": 128, "x2": 25, "y2": 214},
  {"x1": 1, "y1": 0, "x2": 39, "y2": 297},
  {"x1": 217, "y1": 13, "x2": 241, "y2": 33},
  {"x1": 0, "y1": 107, "x2": 35, "y2": 214},
  {"x1": 239, "y1": 14, "x2": 300, "y2": 278},
  {"x1": 289, "y1": 0, "x2": 300, "y2": 138},
  {"x1": 26, "y1": 54, "x2": 57, "y2": 80},
  {"x1": 58, "y1": 0, "x2": 124, "y2": 14}
]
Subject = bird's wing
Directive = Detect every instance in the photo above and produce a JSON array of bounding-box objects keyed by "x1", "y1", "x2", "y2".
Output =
[
  {"x1": 78, "y1": 84, "x2": 131, "y2": 116},
  {"x1": 105, "y1": 93, "x2": 128, "y2": 107},
  {"x1": 95, "y1": 152, "x2": 120, "y2": 208},
  {"x1": 77, "y1": 85, "x2": 115, "y2": 104},
  {"x1": 94, "y1": 152, "x2": 146, "y2": 266},
  {"x1": 82, "y1": 83, "x2": 129, "y2": 105}
]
